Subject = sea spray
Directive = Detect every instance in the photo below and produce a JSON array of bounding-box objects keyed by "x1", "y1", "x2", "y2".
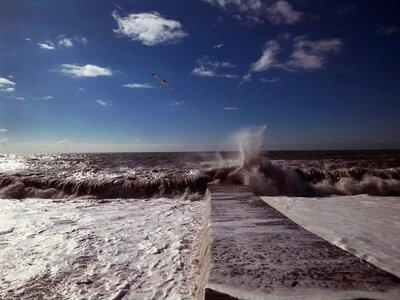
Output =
[
  {"x1": 236, "y1": 125, "x2": 266, "y2": 168},
  {"x1": 228, "y1": 125, "x2": 267, "y2": 185},
  {"x1": 226, "y1": 125, "x2": 332, "y2": 196},
  {"x1": 226, "y1": 126, "x2": 400, "y2": 196}
]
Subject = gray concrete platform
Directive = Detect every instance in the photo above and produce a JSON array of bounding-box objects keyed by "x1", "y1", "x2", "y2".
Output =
[{"x1": 197, "y1": 183, "x2": 400, "y2": 300}]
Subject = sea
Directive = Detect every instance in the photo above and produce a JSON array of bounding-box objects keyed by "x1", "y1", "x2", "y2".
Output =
[
  {"x1": 1, "y1": 150, "x2": 400, "y2": 199},
  {"x1": 1, "y1": 150, "x2": 400, "y2": 299}
]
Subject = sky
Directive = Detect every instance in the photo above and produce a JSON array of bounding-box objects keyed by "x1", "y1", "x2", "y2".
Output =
[{"x1": 0, "y1": 0, "x2": 399, "y2": 152}]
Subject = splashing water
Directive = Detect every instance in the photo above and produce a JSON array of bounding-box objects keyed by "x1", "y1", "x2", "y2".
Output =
[{"x1": 236, "y1": 125, "x2": 267, "y2": 168}]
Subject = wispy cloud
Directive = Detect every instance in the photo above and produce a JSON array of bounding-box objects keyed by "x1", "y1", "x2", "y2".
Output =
[
  {"x1": 37, "y1": 36, "x2": 87, "y2": 50},
  {"x1": 58, "y1": 35, "x2": 88, "y2": 47},
  {"x1": 0, "y1": 77, "x2": 16, "y2": 92},
  {"x1": 250, "y1": 40, "x2": 280, "y2": 72},
  {"x1": 247, "y1": 36, "x2": 343, "y2": 77},
  {"x1": 260, "y1": 77, "x2": 281, "y2": 83},
  {"x1": 238, "y1": 73, "x2": 252, "y2": 87},
  {"x1": 223, "y1": 107, "x2": 240, "y2": 110},
  {"x1": 8, "y1": 96, "x2": 25, "y2": 101},
  {"x1": 204, "y1": 0, "x2": 262, "y2": 11},
  {"x1": 376, "y1": 26, "x2": 399, "y2": 36},
  {"x1": 0, "y1": 129, "x2": 7, "y2": 132},
  {"x1": 192, "y1": 57, "x2": 239, "y2": 79},
  {"x1": 60, "y1": 64, "x2": 113, "y2": 78},
  {"x1": 96, "y1": 99, "x2": 109, "y2": 106},
  {"x1": 286, "y1": 36, "x2": 343, "y2": 70},
  {"x1": 38, "y1": 40, "x2": 55, "y2": 50},
  {"x1": 58, "y1": 37, "x2": 73, "y2": 47},
  {"x1": 112, "y1": 11, "x2": 188, "y2": 46},
  {"x1": 203, "y1": 0, "x2": 302, "y2": 25},
  {"x1": 56, "y1": 138, "x2": 70, "y2": 145},
  {"x1": 266, "y1": 1, "x2": 302, "y2": 25},
  {"x1": 34, "y1": 96, "x2": 54, "y2": 100},
  {"x1": 123, "y1": 83, "x2": 154, "y2": 88},
  {"x1": 240, "y1": 40, "x2": 279, "y2": 86},
  {"x1": 169, "y1": 101, "x2": 186, "y2": 107}
]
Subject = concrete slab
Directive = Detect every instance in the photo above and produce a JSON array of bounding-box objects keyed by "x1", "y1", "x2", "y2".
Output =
[{"x1": 197, "y1": 183, "x2": 400, "y2": 300}]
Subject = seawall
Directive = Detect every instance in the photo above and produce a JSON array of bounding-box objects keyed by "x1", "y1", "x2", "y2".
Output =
[{"x1": 197, "y1": 183, "x2": 400, "y2": 300}]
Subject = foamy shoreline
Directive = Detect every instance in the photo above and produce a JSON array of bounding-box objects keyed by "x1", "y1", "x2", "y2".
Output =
[{"x1": 0, "y1": 198, "x2": 205, "y2": 299}]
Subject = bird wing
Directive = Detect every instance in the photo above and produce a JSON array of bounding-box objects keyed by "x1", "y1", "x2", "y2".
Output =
[{"x1": 150, "y1": 73, "x2": 174, "y2": 93}]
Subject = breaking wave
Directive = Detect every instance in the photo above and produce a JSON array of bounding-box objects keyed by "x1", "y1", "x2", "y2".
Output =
[
  {"x1": 226, "y1": 126, "x2": 400, "y2": 197},
  {"x1": 0, "y1": 174, "x2": 209, "y2": 200},
  {"x1": 0, "y1": 135, "x2": 400, "y2": 199},
  {"x1": 0, "y1": 168, "x2": 236, "y2": 200}
]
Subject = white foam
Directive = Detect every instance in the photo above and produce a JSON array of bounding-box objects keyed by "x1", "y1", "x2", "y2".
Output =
[
  {"x1": 0, "y1": 198, "x2": 204, "y2": 299},
  {"x1": 261, "y1": 195, "x2": 400, "y2": 277}
]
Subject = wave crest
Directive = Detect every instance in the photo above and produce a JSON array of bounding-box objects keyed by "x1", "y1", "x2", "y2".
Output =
[{"x1": 0, "y1": 174, "x2": 213, "y2": 199}]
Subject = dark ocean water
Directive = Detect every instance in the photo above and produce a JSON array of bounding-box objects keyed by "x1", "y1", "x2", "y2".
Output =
[{"x1": 1, "y1": 150, "x2": 400, "y2": 199}]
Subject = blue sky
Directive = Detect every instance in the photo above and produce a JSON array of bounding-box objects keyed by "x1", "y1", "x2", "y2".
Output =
[{"x1": 0, "y1": 0, "x2": 399, "y2": 152}]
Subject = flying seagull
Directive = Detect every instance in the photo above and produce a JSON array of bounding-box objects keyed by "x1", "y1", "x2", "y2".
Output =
[
  {"x1": 213, "y1": 44, "x2": 224, "y2": 48},
  {"x1": 150, "y1": 73, "x2": 174, "y2": 93}
]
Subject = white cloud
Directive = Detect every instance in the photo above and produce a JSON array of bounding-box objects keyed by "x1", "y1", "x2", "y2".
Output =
[
  {"x1": 38, "y1": 41, "x2": 55, "y2": 50},
  {"x1": 224, "y1": 107, "x2": 239, "y2": 110},
  {"x1": 25, "y1": 38, "x2": 32, "y2": 42},
  {"x1": 169, "y1": 101, "x2": 186, "y2": 107},
  {"x1": 287, "y1": 37, "x2": 343, "y2": 70},
  {"x1": 58, "y1": 37, "x2": 73, "y2": 47},
  {"x1": 58, "y1": 36, "x2": 88, "y2": 48},
  {"x1": 34, "y1": 96, "x2": 54, "y2": 100},
  {"x1": 60, "y1": 64, "x2": 113, "y2": 78},
  {"x1": 203, "y1": 0, "x2": 262, "y2": 12},
  {"x1": 250, "y1": 40, "x2": 280, "y2": 72},
  {"x1": 238, "y1": 73, "x2": 252, "y2": 87},
  {"x1": 56, "y1": 138, "x2": 70, "y2": 145},
  {"x1": 261, "y1": 77, "x2": 281, "y2": 83},
  {"x1": 0, "y1": 78, "x2": 16, "y2": 86},
  {"x1": 203, "y1": 0, "x2": 302, "y2": 25},
  {"x1": 376, "y1": 26, "x2": 399, "y2": 36},
  {"x1": 245, "y1": 36, "x2": 343, "y2": 80},
  {"x1": 96, "y1": 99, "x2": 109, "y2": 106},
  {"x1": 192, "y1": 57, "x2": 239, "y2": 79},
  {"x1": 112, "y1": 11, "x2": 188, "y2": 46},
  {"x1": 0, "y1": 129, "x2": 7, "y2": 132},
  {"x1": 266, "y1": 1, "x2": 302, "y2": 25},
  {"x1": 8, "y1": 96, "x2": 25, "y2": 101},
  {"x1": 123, "y1": 83, "x2": 154, "y2": 88},
  {"x1": 0, "y1": 77, "x2": 16, "y2": 92}
]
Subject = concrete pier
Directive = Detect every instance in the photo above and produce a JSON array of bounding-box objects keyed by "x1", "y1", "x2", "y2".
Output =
[{"x1": 197, "y1": 183, "x2": 400, "y2": 299}]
